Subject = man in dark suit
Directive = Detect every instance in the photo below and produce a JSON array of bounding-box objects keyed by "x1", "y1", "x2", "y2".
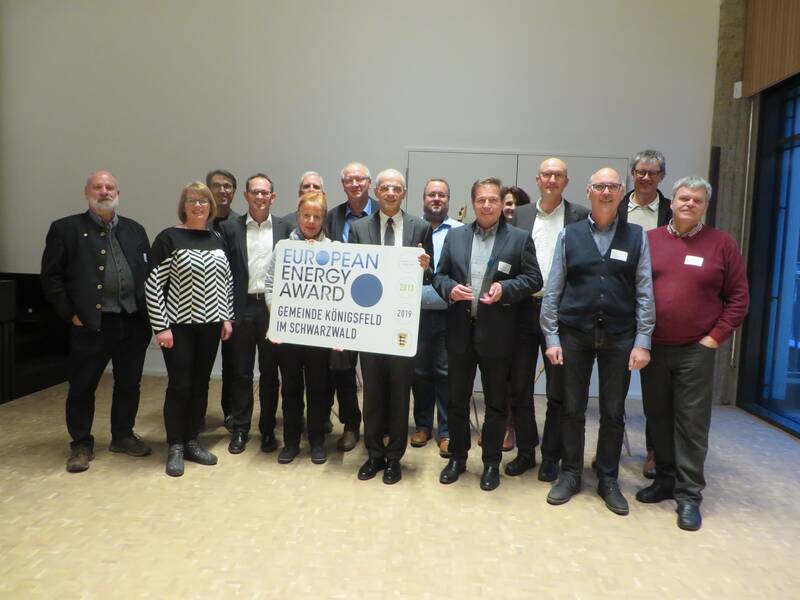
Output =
[
  {"x1": 434, "y1": 177, "x2": 542, "y2": 491},
  {"x1": 509, "y1": 158, "x2": 589, "y2": 482},
  {"x1": 323, "y1": 162, "x2": 379, "y2": 452},
  {"x1": 41, "y1": 170, "x2": 152, "y2": 473},
  {"x1": 349, "y1": 169, "x2": 433, "y2": 485},
  {"x1": 205, "y1": 168, "x2": 241, "y2": 429},
  {"x1": 617, "y1": 149, "x2": 672, "y2": 479},
  {"x1": 219, "y1": 173, "x2": 291, "y2": 456}
]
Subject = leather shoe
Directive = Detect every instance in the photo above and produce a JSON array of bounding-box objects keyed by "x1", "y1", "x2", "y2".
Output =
[
  {"x1": 547, "y1": 473, "x2": 581, "y2": 505},
  {"x1": 643, "y1": 449, "x2": 656, "y2": 479},
  {"x1": 502, "y1": 427, "x2": 516, "y2": 452},
  {"x1": 598, "y1": 478, "x2": 629, "y2": 515},
  {"x1": 184, "y1": 440, "x2": 218, "y2": 465},
  {"x1": 278, "y1": 445, "x2": 300, "y2": 464},
  {"x1": 636, "y1": 481, "x2": 675, "y2": 504},
  {"x1": 310, "y1": 445, "x2": 327, "y2": 464},
  {"x1": 383, "y1": 459, "x2": 402, "y2": 484},
  {"x1": 228, "y1": 431, "x2": 248, "y2": 454},
  {"x1": 66, "y1": 444, "x2": 95, "y2": 473},
  {"x1": 109, "y1": 433, "x2": 151, "y2": 457},
  {"x1": 337, "y1": 429, "x2": 360, "y2": 452},
  {"x1": 438, "y1": 438, "x2": 452, "y2": 458},
  {"x1": 439, "y1": 458, "x2": 467, "y2": 484},
  {"x1": 505, "y1": 453, "x2": 536, "y2": 477},
  {"x1": 260, "y1": 434, "x2": 278, "y2": 453},
  {"x1": 357, "y1": 457, "x2": 386, "y2": 480},
  {"x1": 166, "y1": 444, "x2": 184, "y2": 477},
  {"x1": 480, "y1": 465, "x2": 501, "y2": 491},
  {"x1": 410, "y1": 429, "x2": 431, "y2": 447},
  {"x1": 676, "y1": 502, "x2": 702, "y2": 531},
  {"x1": 538, "y1": 458, "x2": 559, "y2": 482}
]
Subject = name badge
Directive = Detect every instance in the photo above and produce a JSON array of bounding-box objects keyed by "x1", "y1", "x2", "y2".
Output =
[
  {"x1": 610, "y1": 249, "x2": 628, "y2": 262},
  {"x1": 497, "y1": 261, "x2": 512, "y2": 274},
  {"x1": 685, "y1": 255, "x2": 704, "y2": 267}
]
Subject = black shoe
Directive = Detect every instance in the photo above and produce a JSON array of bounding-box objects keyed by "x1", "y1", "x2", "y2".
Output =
[
  {"x1": 184, "y1": 440, "x2": 218, "y2": 465},
  {"x1": 223, "y1": 415, "x2": 234, "y2": 433},
  {"x1": 505, "y1": 453, "x2": 535, "y2": 477},
  {"x1": 538, "y1": 458, "x2": 559, "y2": 482},
  {"x1": 324, "y1": 419, "x2": 334, "y2": 435},
  {"x1": 278, "y1": 445, "x2": 300, "y2": 464},
  {"x1": 166, "y1": 444, "x2": 184, "y2": 477},
  {"x1": 547, "y1": 473, "x2": 581, "y2": 505},
  {"x1": 383, "y1": 459, "x2": 402, "y2": 484},
  {"x1": 480, "y1": 465, "x2": 501, "y2": 491},
  {"x1": 357, "y1": 457, "x2": 386, "y2": 481},
  {"x1": 228, "y1": 431, "x2": 248, "y2": 454},
  {"x1": 676, "y1": 503, "x2": 702, "y2": 531},
  {"x1": 337, "y1": 429, "x2": 360, "y2": 452},
  {"x1": 439, "y1": 458, "x2": 467, "y2": 484},
  {"x1": 310, "y1": 445, "x2": 327, "y2": 464},
  {"x1": 598, "y1": 478, "x2": 629, "y2": 515},
  {"x1": 636, "y1": 481, "x2": 675, "y2": 504},
  {"x1": 66, "y1": 444, "x2": 95, "y2": 473},
  {"x1": 260, "y1": 434, "x2": 278, "y2": 453}
]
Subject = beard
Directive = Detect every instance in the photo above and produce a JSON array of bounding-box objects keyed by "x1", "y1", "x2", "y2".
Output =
[{"x1": 90, "y1": 196, "x2": 119, "y2": 214}]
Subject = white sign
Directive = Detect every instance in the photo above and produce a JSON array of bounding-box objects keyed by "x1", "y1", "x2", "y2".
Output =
[{"x1": 268, "y1": 240, "x2": 425, "y2": 356}]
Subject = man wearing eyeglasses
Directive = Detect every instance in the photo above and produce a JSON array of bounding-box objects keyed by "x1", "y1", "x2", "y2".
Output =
[
  {"x1": 510, "y1": 158, "x2": 589, "y2": 483},
  {"x1": 618, "y1": 150, "x2": 672, "y2": 479},
  {"x1": 541, "y1": 168, "x2": 655, "y2": 515},
  {"x1": 349, "y1": 169, "x2": 433, "y2": 485},
  {"x1": 219, "y1": 174, "x2": 291, "y2": 456}
]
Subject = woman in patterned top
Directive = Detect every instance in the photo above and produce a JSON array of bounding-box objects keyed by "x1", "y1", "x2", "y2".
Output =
[{"x1": 146, "y1": 182, "x2": 234, "y2": 477}]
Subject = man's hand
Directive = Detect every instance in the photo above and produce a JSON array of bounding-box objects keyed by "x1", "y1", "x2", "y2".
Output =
[
  {"x1": 416, "y1": 244, "x2": 430, "y2": 270},
  {"x1": 698, "y1": 336, "x2": 719, "y2": 349},
  {"x1": 545, "y1": 346, "x2": 563, "y2": 366},
  {"x1": 221, "y1": 320, "x2": 232, "y2": 341},
  {"x1": 628, "y1": 347, "x2": 651, "y2": 371},
  {"x1": 156, "y1": 329, "x2": 174, "y2": 349},
  {"x1": 479, "y1": 282, "x2": 502, "y2": 304},
  {"x1": 71, "y1": 315, "x2": 83, "y2": 327},
  {"x1": 450, "y1": 284, "x2": 474, "y2": 302}
]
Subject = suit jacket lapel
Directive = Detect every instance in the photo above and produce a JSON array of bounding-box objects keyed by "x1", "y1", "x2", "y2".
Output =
[
  {"x1": 490, "y1": 220, "x2": 511, "y2": 262},
  {"x1": 368, "y1": 212, "x2": 381, "y2": 244},
  {"x1": 237, "y1": 215, "x2": 249, "y2": 266},
  {"x1": 401, "y1": 213, "x2": 414, "y2": 247}
]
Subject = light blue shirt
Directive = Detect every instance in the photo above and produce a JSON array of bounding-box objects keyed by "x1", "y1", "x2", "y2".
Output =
[
  {"x1": 422, "y1": 217, "x2": 462, "y2": 310},
  {"x1": 342, "y1": 198, "x2": 375, "y2": 242}
]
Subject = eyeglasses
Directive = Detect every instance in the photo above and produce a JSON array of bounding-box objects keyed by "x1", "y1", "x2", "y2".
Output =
[
  {"x1": 539, "y1": 172, "x2": 566, "y2": 181},
  {"x1": 185, "y1": 198, "x2": 210, "y2": 206},
  {"x1": 210, "y1": 182, "x2": 233, "y2": 191},
  {"x1": 248, "y1": 190, "x2": 273, "y2": 197},
  {"x1": 377, "y1": 184, "x2": 404, "y2": 193},
  {"x1": 590, "y1": 183, "x2": 623, "y2": 193},
  {"x1": 425, "y1": 191, "x2": 449, "y2": 199},
  {"x1": 633, "y1": 169, "x2": 662, "y2": 179},
  {"x1": 343, "y1": 176, "x2": 369, "y2": 185}
]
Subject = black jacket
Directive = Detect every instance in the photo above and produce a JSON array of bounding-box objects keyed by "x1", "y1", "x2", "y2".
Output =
[
  {"x1": 511, "y1": 198, "x2": 590, "y2": 234},
  {"x1": 326, "y1": 197, "x2": 380, "y2": 242},
  {"x1": 617, "y1": 188, "x2": 672, "y2": 227}
]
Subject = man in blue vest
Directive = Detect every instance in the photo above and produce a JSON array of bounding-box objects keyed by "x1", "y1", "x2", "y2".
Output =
[{"x1": 540, "y1": 168, "x2": 655, "y2": 515}]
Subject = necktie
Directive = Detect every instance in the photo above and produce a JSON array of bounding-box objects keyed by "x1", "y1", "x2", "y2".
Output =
[{"x1": 384, "y1": 217, "x2": 395, "y2": 246}]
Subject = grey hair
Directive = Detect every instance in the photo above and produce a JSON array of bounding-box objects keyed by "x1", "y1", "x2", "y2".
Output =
[
  {"x1": 298, "y1": 171, "x2": 324, "y2": 190},
  {"x1": 630, "y1": 150, "x2": 666, "y2": 174},
  {"x1": 672, "y1": 176, "x2": 712, "y2": 201},
  {"x1": 375, "y1": 168, "x2": 406, "y2": 188},
  {"x1": 340, "y1": 162, "x2": 372, "y2": 181}
]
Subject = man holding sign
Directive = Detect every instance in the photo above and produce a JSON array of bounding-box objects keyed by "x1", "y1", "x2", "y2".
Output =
[
  {"x1": 433, "y1": 177, "x2": 542, "y2": 491},
  {"x1": 348, "y1": 169, "x2": 433, "y2": 485}
]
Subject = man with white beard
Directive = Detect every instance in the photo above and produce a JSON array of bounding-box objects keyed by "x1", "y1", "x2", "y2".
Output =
[{"x1": 42, "y1": 170, "x2": 153, "y2": 473}]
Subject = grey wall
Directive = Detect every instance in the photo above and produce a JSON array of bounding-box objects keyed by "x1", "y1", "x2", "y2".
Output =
[{"x1": 0, "y1": 0, "x2": 720, "y2": 273}]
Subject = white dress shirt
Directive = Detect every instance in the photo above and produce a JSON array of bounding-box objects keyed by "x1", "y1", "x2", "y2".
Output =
[
  {"x1": 379, "y1": 211, "x2": 403, "y2": 247},
  {"x1": 246, "y1": 213, "x2": 274, "y2": 293},
  {"x1": 531, "y1": 198, "x2": 566, "y2": 297}
]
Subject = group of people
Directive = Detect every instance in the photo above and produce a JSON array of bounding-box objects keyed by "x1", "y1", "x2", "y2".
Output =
[{"x1": 40, "y1": 150, "x2": 749, "y2": 531}]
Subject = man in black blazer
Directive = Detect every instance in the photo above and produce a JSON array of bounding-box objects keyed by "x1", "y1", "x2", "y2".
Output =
[
  {"x1": 509, "y1": 158, "x2": 589, "y2": 482},
  {"x1": 219, "y1": 173, "x2": 292, "y2": 456},
  {"x1": 349, "y1": 169, "x2": 433, "y2": 485},
  {"x1": 434, "y1": 177, "x2": 542, "y2": 491},
  {"x1": 41, "y1": 170, "x2": 152, "y2": 473}
]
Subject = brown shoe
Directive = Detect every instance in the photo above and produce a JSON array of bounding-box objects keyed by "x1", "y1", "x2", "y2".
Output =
[
  {"x1": 109, "y1": 433, "x2": 152, "y2": 457},
  {"x1": 438, "y1": 438, "x2": 452, "y2": 458},
  {"x1": 502, "y1": 426, "x2": 516, "y2": 452},
  {"x1": 643, "y1": 449, "x2": 656, "y2": 479},
  {"x1": 410, "y1": 429, "x2": 431, "y2": 448},
  {"x1": 66, "y1": 445, "x2": 95, "y2": 473},
  {"x1": 337, "y1": 430, "x2": 360, "y2": 452}
]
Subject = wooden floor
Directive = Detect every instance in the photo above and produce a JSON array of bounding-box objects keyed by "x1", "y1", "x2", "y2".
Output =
[{"x1": 1, "y1": 375, "x2": 799, "y2": 599}]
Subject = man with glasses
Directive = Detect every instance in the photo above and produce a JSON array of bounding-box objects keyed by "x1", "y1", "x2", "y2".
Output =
[
  {"x1": 618, "y1": 150, "x2": 672, "y2": 479},
  {"x1": 510, "y1": 158, "x2": 589, "y2": 482},
  {"x1": 349, "y1": 169, "x2": 432, "y2": 484},
  {"x1": 541, "y1": 168, "x2": 654, "y2": 515},
  {"x1": 219, "y1": 174, "x2": 291, "y2": 456}
]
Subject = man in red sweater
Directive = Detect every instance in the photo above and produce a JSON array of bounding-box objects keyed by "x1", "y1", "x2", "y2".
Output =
[{"x1": 638, "y1": 176, "x2": 749, "y2": 531}]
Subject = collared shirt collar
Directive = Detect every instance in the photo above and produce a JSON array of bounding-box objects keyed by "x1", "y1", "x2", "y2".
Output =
[
  {"x1": 628, "y1": 193, "x2": 660, "y2": 212},
  {"x1": 345, "y1": 199, "x2": 373, "y2": 220},
  {"x1": 87, "y1": 209, "x2": 118, "y2": 230},
  {"x1": 536, "y1": 197, "x2": 565, "y2": 218},
  {"x1": 667, "y1": 219, "x2": 704, "y2": 238},
  {"x1": 588, "y1": 214, "x2": 618, "y2": 233},
  {"x1": 379, "y1": 210, "x2": 402, "y2": 224},
  {"x1": 246, "y1": 212, "x2": 273, "y2": 227},
  {"x1": 474, "y1": 220, "x2": 499, "y2": 240},
  {"x1": 431, "y1": 216, "x2": 459, "y2": 233}
]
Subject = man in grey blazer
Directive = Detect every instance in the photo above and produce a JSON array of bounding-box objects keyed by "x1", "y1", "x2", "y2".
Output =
[
  {"x1": 349, "y1": 169, "x2": 433, "y2": 485},
  {"x1": 509, "y1": 158, "x2": 589, "y2": 482}
]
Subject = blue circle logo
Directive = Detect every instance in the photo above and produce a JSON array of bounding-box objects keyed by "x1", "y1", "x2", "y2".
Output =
[
  {"x1": 350, "y1": 274, "x2": 383, "y2": 307},
  {"x1": 315, "y1": 250, "x2": 330, "y2": 265}
]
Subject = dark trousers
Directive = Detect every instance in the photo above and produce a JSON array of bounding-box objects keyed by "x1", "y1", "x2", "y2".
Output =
[
  {"x1": 162, "y1": 322, "x2": 220, "y2": 444},
  {"x1": 641, "y1": 342, "x2": 716, "y2": 505},
  {"x1": 561, "y1": 324, "x2": 634, "y2": 479},
  {"x1": 448, "y1": 346, "x2": 510, "y2": 467},
  {"x1": 228, "y1": 297, "x2": 280, "y2": 436},
  {"x1": 66, "y1": 312, "x2": 150, "y2": 448},
  {"x1": 280, "y1": 344, "x2": 331, "y2": 447},
  {"x1": 411, "y1": 311, "x2": 449, "y2": 439},
  {"x1": 506, "y1": 302, "x2": 543, "y2": 456},
  {"x1": 327, "y1": 354, "x2": 362, "y2": 432},
  {"x1": 361, "y1": 353, "x2": 414, "y2": 461},
  {"x1": 219, "y1": 339, "x2": 234, "y2": 419}
]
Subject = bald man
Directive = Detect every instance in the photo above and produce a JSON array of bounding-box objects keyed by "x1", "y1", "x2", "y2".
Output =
[
  {"x1": 42, "y1": 171, "x2": 153, "y2": 473},
  {"x1": 540, "y1": 168, "x2": 655, "y2": 515}
]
